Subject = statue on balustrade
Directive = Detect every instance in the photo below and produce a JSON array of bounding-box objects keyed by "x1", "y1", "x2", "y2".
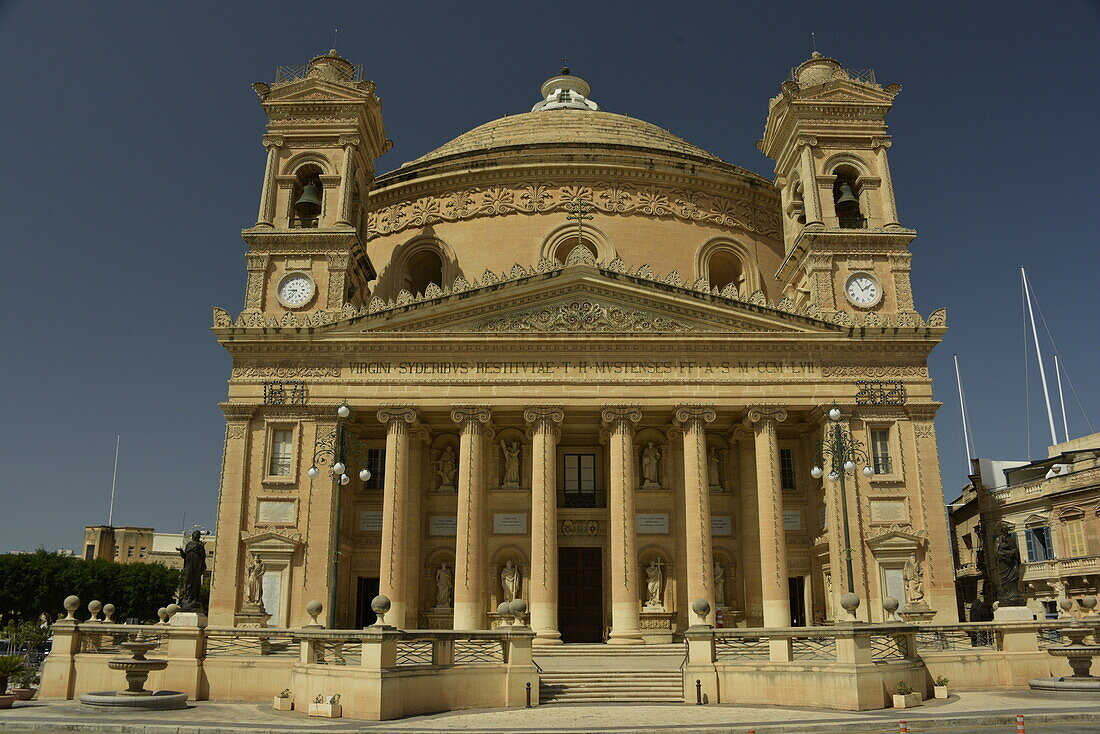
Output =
[
  {"x1": 436, "y1": 445, "x2": 457, "y2": 491},
  {"x1": 500, "y1": 440, "x2": 521, "y2": 487},
  {"x1": 435, "y1": 562, "x2": 453, "y2": 608},
  {"x1": 993, "y1": 524, "x2": 1024, "y2": 606},
  {"x1": 176, "y1": 529, "x2": 207, "y2": 612},
  {"x1": 641, "y1": 442, "x2": 661, "y2": 488},
  {"x1": 500, "y1": 560, "x2": 519, "y2": 602},
  {"x1": 645, "y1": 558, "x2": 664, "y2": 608}
]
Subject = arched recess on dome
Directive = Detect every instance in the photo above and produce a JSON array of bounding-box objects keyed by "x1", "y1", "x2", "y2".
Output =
[
  {"x1": 695, "y1": 238, "x2": 760, "y2": 297},
  {"x1": 377, "y1": 234, "x2": 460, "y2": 300},
  {"x1": 540, "y1": 222, "x2": 615, "y2": 265}
]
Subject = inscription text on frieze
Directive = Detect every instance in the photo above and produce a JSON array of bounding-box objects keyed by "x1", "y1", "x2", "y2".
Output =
[{"x1": 348, "y1": 359, "x2": 818, "y2": 379}]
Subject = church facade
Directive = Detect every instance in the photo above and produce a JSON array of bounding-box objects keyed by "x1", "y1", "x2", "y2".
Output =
[{"x1": 208, "y1": 50, "x2": 957, "y2": 640}]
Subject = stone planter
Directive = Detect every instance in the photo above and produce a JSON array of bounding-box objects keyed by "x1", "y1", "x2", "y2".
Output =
[
  {"x1": 0, "y1": 694, "x2": 15, "y2": 709},
  {"x1": 273, "y1": 696, "x2": 293, "y2": 711},
  {"x1": 933, "y1": 685, "x2": 949, "y2": 700},
  {"x1": 308, "y1": 702, "x2": 342, "y2": 718},
  {"x1": 892, "y1": 692, "x2": 922, "y2": 709},
  {"x1": 11, "y1": 687, "x2": 36, "y2": 701}
]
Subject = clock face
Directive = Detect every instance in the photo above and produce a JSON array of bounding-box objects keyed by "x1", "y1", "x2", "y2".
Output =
[
  {"x1": 845, "y1": 273, "x2": 881, "y2": 307},
  {"x1": 277, "y1": 272, "x2": 314, "y2": 308}
]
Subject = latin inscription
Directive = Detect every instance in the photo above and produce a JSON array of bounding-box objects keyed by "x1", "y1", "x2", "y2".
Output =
[
  {"x1": 492, "y1": 513, "x2": 528, "y2": 535},
  {"x1": 636, "y1": 513, "x2": 670, "y2": 534},
  {"x1": 349, "y1": 359, "x2": 818, "y2": 380}
]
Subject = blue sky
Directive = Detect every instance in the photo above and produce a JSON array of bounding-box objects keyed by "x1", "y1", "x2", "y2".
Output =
[{"x1": 1, "y1": 1, "x2": 1097, "y2": 552}]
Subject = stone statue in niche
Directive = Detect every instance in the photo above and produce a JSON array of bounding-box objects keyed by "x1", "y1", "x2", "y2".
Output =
[
  {"x1": 435, "y1": 562, "x2": 453, "y2": 609},
  {"x1": 994, "y1": 524, "x2": 1024, "y2": 606},
  {"x1": 708, "y1": 447, "x2": 722, "y2": 490},
  {"x1": 436, "y1": 445, "x2": 457, "y2": 491},
  {"x1": 244, "y1": 553, "x2": 266, "y2": 611},
  {"x1": 903, "y1": 554, "x2": 926, "y2": 608},
  {"x1": 644, "y1": 558, "x2": 664, "y2": 608},
  {"x1": 500, "y1": 560, "x2": 519, "y2": 602},
  {"x1": 176, "y1": 530, "x2": 207, "y2": 612},
  {"x1": 713, "y1": 561, "x2": 726, "y2": 606},
  {"x1": 641, "y1": 442, "x2": 661, "y2": 489},
  {"x1": 500, "y1": 440, "x2": 521, "y2": 488}
]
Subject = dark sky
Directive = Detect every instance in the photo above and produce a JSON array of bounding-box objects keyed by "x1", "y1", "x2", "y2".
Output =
[{"x1": 2, "y1": 1, "x2": 1098, "y2": 552}]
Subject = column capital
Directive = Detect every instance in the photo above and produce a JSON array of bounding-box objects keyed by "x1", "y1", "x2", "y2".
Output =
[
  {"x1": 376, "y1": 404, "x2": 418, "y2": 426},
  {"x1": 523, "y1": 405, "x2": 565, "y2": 426},
  {"x1": 600, "y1": 404, "x2": 641, "y2": 427},
  {"x1": 339, "y1": 134, "x2": 361, "y2": 148},
  {"x1": 451, "y1": 404, "x2": 491, "y2": 427},
  {"x1": 262, "y1": 134, "x2": 284, "y2": 149},
  {"x1": 675, "y1": 404, "x2": 716, "y2": 426},
  {"x1": 728, "y1": 424, "x2": 754, "y2": 442},
  {"x1": 796, "y1": 135, "x2": 819, "y2": 149},
  {"x1": 870, "y1": 136, "x2": 893, "y2": 150},
  {"x1": 743, "y1": 405, "x2": 789, "y2": 426}
]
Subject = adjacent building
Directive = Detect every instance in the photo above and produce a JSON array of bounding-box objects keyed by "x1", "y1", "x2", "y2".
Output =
[
  {"x1": 950, "y1": 433, "x2": 1100, "y2": 620},
  {"x1": 207, "y1": 49, "x2": 957, "y2": 635},
  {"x1": 82, "y1": 526, "x2": 217, "y2": 569}
]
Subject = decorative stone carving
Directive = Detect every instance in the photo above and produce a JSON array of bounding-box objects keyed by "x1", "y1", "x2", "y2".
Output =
[
  {"x1": 477, "y1": 300, "x2": 695, "y2": 333},
  {"x1": 644, "y1": 558, "x2": 665, "y2": 609},
  {"x1": 994, "y1": 523, "x2": 1024, "y2": 606},
  {"x1": 500, "y1": 560, "x2": 519, "y2": 602},
  {"x1": 903, "y1": 554, "x2": 927, "y2": 608},
  {"x1": 499, "y1": 440, "x2": 521, "y2": 488},
  {"x1": 436, "y1": 445, "x2": 457, "y2": 491},
  {"x1": 434, "y1": 563, "x2": 453, "y2": 609},
  {"x1": 641, "y1": 442, "x2": 662, "y2": 489},
  {"x1": 244, "y1": 553, "x2": 266, "y2": 611},
  {"x1": 714, "y1": 561, "x2": 727, "y2": 606}
]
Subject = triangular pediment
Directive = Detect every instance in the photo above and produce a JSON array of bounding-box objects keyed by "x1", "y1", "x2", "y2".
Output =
[
  {"x1": 326, "y1": 264, "x2": 838, "y2": 335},
  {"x1": 264, "y1": 78, "x2": 370, "y2": 103},
  {"x1": 797, "y1": 79, "x2": 896, "y2": 104}
]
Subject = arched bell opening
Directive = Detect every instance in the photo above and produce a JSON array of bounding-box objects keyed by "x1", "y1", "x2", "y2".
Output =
[
  {"x1": 832, "y1": 165, "x2": 865, "y2": 229},
  {"x1": 289, "y1": 165, "x2": 324, "y2": 228}
]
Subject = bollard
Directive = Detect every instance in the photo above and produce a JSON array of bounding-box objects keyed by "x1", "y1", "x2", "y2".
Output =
[
  {"x1": 1016, "y1": 713, "x2": 1025, "y2": 734},
  {"x1": 898, "y1": 721, "x2": 907, "y2": 733},
  {"x1": 696, "y1": 679, "x2": 702, "y2": 705},
  {"x1": 526, "y1": 681, "x2": 532, "y2": 708}
]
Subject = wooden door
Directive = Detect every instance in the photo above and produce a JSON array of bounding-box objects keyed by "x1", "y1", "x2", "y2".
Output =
[{"x1": 558, "y1": 547, "x2": 604, "y2": 642}]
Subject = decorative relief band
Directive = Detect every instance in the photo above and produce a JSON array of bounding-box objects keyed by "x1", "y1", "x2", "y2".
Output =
[{"x1": 479, "y1": 301, "x2": 695, "y2": 333}]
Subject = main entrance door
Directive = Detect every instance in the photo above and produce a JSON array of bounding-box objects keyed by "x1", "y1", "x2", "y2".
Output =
[{"x1": 558, "y1": 547, "x2": 604, "y2": 642}]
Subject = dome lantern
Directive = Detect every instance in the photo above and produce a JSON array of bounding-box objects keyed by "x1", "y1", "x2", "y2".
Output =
[{"x1": 532, "y1": 68, "x2": 599, "y2": 112}]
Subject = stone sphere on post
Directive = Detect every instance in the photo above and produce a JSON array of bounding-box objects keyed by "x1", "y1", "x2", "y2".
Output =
[
  {"x1": 691, "y1": 598, "x2": 711, "y2": 625},
  {"x1": 371, "y1": 595, "x2": 391, "y2": 626},
  {"x1": 1081, "y1": 596, "x2": 1098, "y2": 615},
  {"x1": 103, "y1": 603, "x2": 116, "y2": 623},
  {"x1": 509, "y1": 599, "x2": 527, "y2": 626},
  {"x1": 63, "y1": 595, "x2": 80, "y2": 621},
  {"x1": 88, "y1": 600, "x2": 103, "y2": 621},
  {"x1": 165, "y1": 603, "x2": 180, "y2": 621},
  {"x1": 840, "y1": 592, "x2": 861, "y2": 621},
  {"x1": 306, "y1": 600, "x2": 324, "y2": 627},
  {"x1": 496, "y1": 601, "x2": 512, "y2": 620},
  {"x1": 1059, "y1": 597, "x2": 1074, "y2": 614},
  {"x1": 882, "y1": 596, "x2": 899, "y2": 621},
  {"x1": 157, "y1": 607, "x2": 169, "y2": 624}
]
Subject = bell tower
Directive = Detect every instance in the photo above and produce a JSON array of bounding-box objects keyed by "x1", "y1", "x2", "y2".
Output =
[
  {"x1": 759, "y1": 53, "x2": 917, "y2": 322},
  {"x1": 242, "y1": 50, "x2": 392, "y2": 316}
]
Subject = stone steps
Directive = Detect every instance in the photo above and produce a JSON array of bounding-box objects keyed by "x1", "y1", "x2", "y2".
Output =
[
  {"x1": 539, "y1": 671, "x2": 685, "y2": 703},
  {"x1": 534, "y1": 643, "x2": 685, "y2": 657}
]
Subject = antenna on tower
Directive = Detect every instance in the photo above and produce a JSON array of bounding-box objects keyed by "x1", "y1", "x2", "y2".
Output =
[
  {"x1": 107, "y1": 434, "x2": 120, "y2": 527},
  {"x1": 333, "y1": 28, "x2": 339, "y2": 50},
  {"x1": 811, "y1": 32, "x2": 817, "y2": 53}
]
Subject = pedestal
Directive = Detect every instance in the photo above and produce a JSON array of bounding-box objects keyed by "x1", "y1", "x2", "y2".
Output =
[
  {"x1": 234, "y1": 605, "x2": 271, "y2": 628},
  {"x1": 639, "y1": 609, "x2": 675, "y2": 643},
  {"x1": 640, "y1": 481, "x2": 661, "y2": 490},
  {"x1": 714, "y1": 606, "x2": 744, "y2": 628},
  {"x1": 422, "y1": 610, "x2": 454, "y2": 630},
  {"x1": 899, "y1": 607, "x2": 937, "y2": 624},
  {"x1": 994, "y1": 605, "x2": 1036, "y2": 621},
  {"x1": 169, "y1": 612, "x2": 208, "y2": 628}
]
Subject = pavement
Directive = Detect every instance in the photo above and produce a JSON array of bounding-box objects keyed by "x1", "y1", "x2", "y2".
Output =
[{"x1": 0, "y1": 690, "x2": 1098, "y2": 734}]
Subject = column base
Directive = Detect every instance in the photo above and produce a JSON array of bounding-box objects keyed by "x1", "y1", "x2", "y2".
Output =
[
  {"x1": 533, "y1": 631, "x2": 564, "y2": 645},
  {"x1": 607, "y1": 629, "x2": 645, "y2": 645}
]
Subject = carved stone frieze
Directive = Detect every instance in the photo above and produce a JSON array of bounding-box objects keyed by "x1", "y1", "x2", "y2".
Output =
[
  {"x1": 232, "y1": 362, "x2": 342, "y2": 379},
  {"x1": 365, "y1": 181, "x2": 783, "y2": 240},
  {"x1": 821, "y1": 364, "x2": 929, "y2": 378},
  {"x1": 475, "y1": 300, "x2": 696, "y2": 333}
]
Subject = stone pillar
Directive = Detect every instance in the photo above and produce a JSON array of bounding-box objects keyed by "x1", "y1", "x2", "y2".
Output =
[
  {"x1": 797, "y1": 137, "x2": 823, "y2": 225},
  {"x1": 731, "y1": 425, "x2": 761, "y2": 625},
  {"x1": 208, "y1": 405, "x2": 254, "y2": 626},
  {"x1": 524, "y1": 405, "x2": 565, "y2": 644},
  {"x1": 242, "y1": 253, "x2": 270, "y2": 313},
  {"x1": 601, "y1": 405, "x2": 644, "y2": 644},
  {"x1": 255, "y1": 135, "x2": 282, "y2": 227},
  {"x1": 336, "y1": 136, "x2": 359, "y2": 227},
  {"x1": 745, "y1": 406, "x2": 790, "y2": 628},
  {"x1": 451, "y1": 405, "x2": 492, "y2": 629},
  {"x1": 676, "y1": 405, "x2": 717, "y2": 623},
  {"x1": 871, "y1": 137, "x2": 900, "y2": 226},
  {"x1": 377, "y1": 405, "x2": 418, "y2": 628}
]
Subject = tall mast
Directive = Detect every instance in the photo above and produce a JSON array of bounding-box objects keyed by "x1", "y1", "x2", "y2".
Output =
[
  {"x1": 1021, "y1": 268, "x2": 1058, "y2": 448},
  {"x1": 1054, "y1": 354, "x2": 1070, "y2": 443},
  {"x1": 107, "y1": 434, "x2": 120, "y2": 526},
  {"x1": 953, "y1": 354, "x2": 975, "y2": 473}
]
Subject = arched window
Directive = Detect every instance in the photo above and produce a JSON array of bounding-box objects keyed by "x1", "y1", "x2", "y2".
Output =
[
  {"x1": 697, "y1": 239, "x2": 759, "y2": 297},
  {"x1": 707, "y1": 250, "x2": 746, "y2": 294},
  {"x1": 553, "y1": 236, "x2": 597, "y2": 264},
  {"x1": 832, "y1": 165, "x2": 865, "y2": 229},
  {"x1": 403, "y1": 248, "x2": 444, "y2": 296},
  {"x1": 289, "y1": 165, "x2": 324, "y2": 228}
]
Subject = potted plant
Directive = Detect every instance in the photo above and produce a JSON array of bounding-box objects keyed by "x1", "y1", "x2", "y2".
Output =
[
  {"x1": 0, "y1": 655, "x2": 25, "y2": 709},
  {"x1": 10, "y1": 667, "x2": 39, "y2": 700},
  {"x1": 933, "y1": 675, "x2": 949, "y2": 699},
  {"x1": 892, "y1": 680, "x2": 921, "y2": 709},
  {"x1": 308, "y1": 693, "x2": 342, "y2": 718},
  {"x1": 273, "y1": 688, "x2": 293, "y2": 711}
]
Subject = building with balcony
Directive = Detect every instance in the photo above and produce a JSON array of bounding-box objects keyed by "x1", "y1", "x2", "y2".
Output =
[
  {"x1": 949, "y1": 432, "x2": 1100, "y2": 620},
  {"x1": 82, "y1": 525, "x2": 217, "y2": 569}
]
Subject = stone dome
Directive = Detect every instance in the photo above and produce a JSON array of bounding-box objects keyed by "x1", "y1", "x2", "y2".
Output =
[{"x1": 403, "y1": 109, "x2": 722, "y2": 169}]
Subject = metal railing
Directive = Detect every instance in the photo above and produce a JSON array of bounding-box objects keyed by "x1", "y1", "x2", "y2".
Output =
[
  {"x1": 915, "y1": 626, "x2": 995, "y2": 651},
  {"x1": 791, "y1": 635, "x2": 837, "y2": 661},
  {"x1": 869, "y1": 633, "x2": 909, "y2": 661},
  {"x1": 558, "y1": 489, "x2": 605, "y2": 508},
  {"x1": 274, "y1": 64, "x2": 364, "y2": 84}
]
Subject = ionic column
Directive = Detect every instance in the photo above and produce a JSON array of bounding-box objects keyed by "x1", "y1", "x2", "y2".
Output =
[
  {"x1": 676, "y1": 405, "x2": 717, "y2": 623},
  {"x1": 745, "y1": 406, "x2": 790, "y2": 628},
  {"x1": 524, "y1": 405, "x2": 565, "y2": 644},
  {"x1": 731, "y1": 425, "x2": 761, "y2": 624},
  {"x1": 255, "y1": 135, "x2": 282, "y2": 228},
  {"x1": 601, "y1": 405, "x2": 644, "y2": 645},
  {"x1": 797, "y1": 136, "x2": 823, "y2": 225},
  {"x1": 871, "y1": 137, "x2": 900, "y2": 226},
  {"x1": 377, "y1": 405, "x2": 418, "y2": 628},
  {"x1": 336, "y1": 136, "x2": 360, "y2": 227},
  {"x1": 451, "y1": 405, "x2": 492, "y2": 629}
]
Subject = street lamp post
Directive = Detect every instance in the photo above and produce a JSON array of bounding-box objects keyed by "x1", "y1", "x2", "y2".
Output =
[
  {"x1": 811, "y1": 405, "x2": 875, "y2": 609},
  {"x1": 309, "y1": 401, "x2": 372, "y2": 626}
]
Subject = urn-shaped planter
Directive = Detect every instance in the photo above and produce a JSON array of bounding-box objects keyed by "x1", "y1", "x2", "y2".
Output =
[
  {"x1": 273, "y1": 696, "x2": 293, "y2": 711},
  {"x1": 933, "y1": 685, "x2": 949, "y2": 700},
  {"x1": 893, "y1": 692, "x2": 922, "y2": 709}
]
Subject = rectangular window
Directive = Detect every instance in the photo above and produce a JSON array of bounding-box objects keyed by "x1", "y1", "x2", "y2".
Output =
[
  {"x1": 113, "y1": 545, "x2": 119, "y2": 558},
  {"x1": 363, "y1": 448, "x2": 385, "y2": 490},
  {"x1": 127, "y1": 546, "x2": 135, "y2": 558},
  {"x1": 1025, "y1": 527, "x2": 1054, "y2": 562},
  {"x1": 84, "y1": 544, "x2": 95, "y2": 561},
  {"x1": 139, "y1": 547, "x2": 147, "y2": 559},
  {"x1": 562, "y1": 454, "x2": 597, "y2": 507},
  {"x1": 1064, "y1": 519, "x2": 1087, "y2": 557},
  {"x1": 779, "y1": 448, "x2": 797, "y2": 490},
  {"x1": 268, "y1": 428, "x2": 294, "y2": 476},
  {"x1": 871, "y1": 429, "x2": 892, "y2": 475}
]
